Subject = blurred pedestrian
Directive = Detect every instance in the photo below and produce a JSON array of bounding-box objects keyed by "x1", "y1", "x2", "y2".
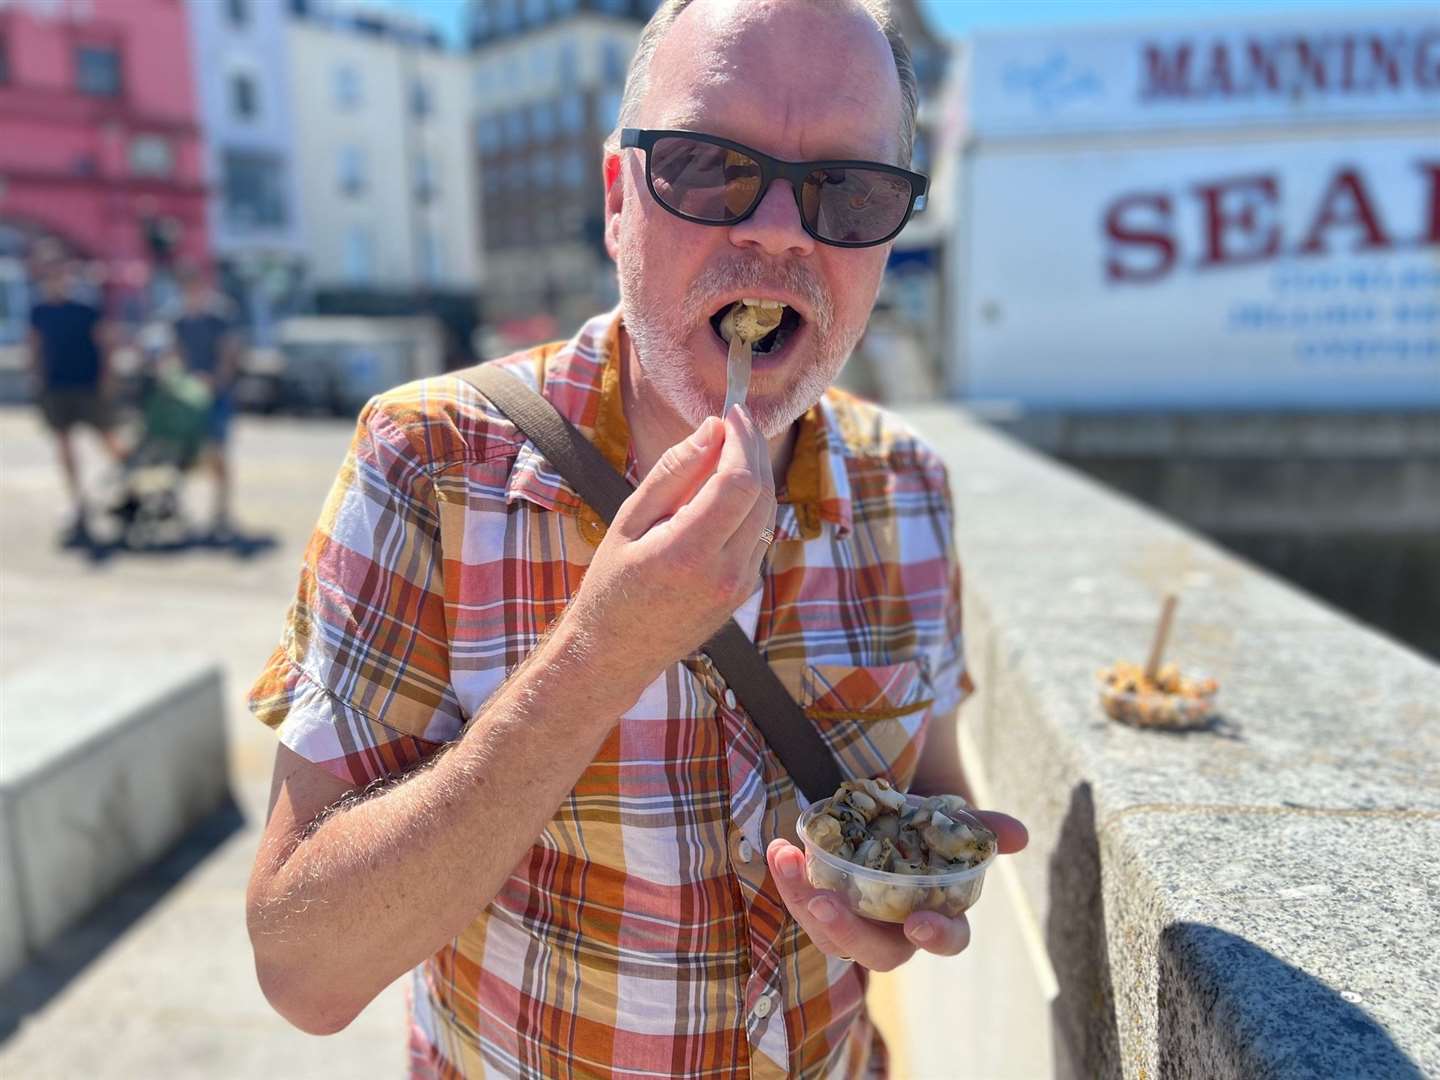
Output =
[
  {"x1": 27, "y1": 251, "x2": 126, "y2": 546},
  {"x1": 172, "y1": 264, "x2": 243, "y2": 541}
]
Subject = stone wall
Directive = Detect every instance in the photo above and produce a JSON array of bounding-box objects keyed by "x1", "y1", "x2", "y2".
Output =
[{"x1": 891, "y1": 406, "x2": 1440, "y2": 1078}]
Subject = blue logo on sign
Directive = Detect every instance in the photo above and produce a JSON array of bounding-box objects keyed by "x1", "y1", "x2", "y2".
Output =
[{"x1": 1002, "y1": 52, "x2": 1104, "y2": 112}]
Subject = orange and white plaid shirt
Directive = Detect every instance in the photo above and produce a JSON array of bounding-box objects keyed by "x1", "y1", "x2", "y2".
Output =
[{"x1": 250, "y1": 308, "x2": 969, "y2": 1079}]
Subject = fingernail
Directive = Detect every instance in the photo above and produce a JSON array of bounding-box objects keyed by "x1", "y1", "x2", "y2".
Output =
[
  {"x1": 694, "y1": 416, "x2": 718, "y2": 447},
  {"x1": 777, "y1": 853, "x2": 800, "y2": 881},
  {"x1": 909, "y1": 923, "x2": 935, "y2": 944},
  {"x1": 808, "y1": 897, "x2": 838, "y2": 924}
]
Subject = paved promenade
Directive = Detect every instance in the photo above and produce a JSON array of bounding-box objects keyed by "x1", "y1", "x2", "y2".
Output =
[
  {"x1": 0, "y1": 407, "x2": 408, "y2": 1077},
  {"x1": 0, "y1": 404, "x2": 1037, "y2": 1079}
]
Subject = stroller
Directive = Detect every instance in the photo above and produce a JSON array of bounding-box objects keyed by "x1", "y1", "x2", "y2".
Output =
[{"x1": 105, "y1": 367, "x2": 213, "y2": 548}]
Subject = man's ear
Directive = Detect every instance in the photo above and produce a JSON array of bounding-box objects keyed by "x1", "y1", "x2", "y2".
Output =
[{"x1": 603, "y1": 152, "x2": 624, "y2": 262}]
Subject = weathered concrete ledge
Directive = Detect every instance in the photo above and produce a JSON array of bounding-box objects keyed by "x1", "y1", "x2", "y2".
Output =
[
  {"x1": 0, "y1": 657, "x2": 229, "y2": 981},
  {"x1": 897, "y1": 406, "x2": 1439, "y2": 1079}
]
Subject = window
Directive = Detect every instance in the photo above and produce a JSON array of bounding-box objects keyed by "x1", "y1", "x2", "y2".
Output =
[
  {"x1": 75, "y1": 45, "x2": 121, "y2": 97},
  {"x1": 222, "y1": 150, "x2": 288, "y2": 227},
  {"x1": 483, "y1": 167, "x2": 502, "y2": 196},
  {"x1": 129, "y1": 135, "x2": 173, "y2": 178},
  {"x1": 477, "y1": 116, "x2": 502, "y2": 153},
  {"x1": 344, "y1": 226, "x2": 374, "y2": 283},
  {"x1": 506, "y1": 160, "x2": 528, "y2": 192},
  {"x1": 530, "y1": 44, "x2": 552, "y2": 83},
  {"x1": 410, "y1": 78, "x2": 432, "y2": 119},
  {"x1": 558, "y1": 93, "x2": 583, "y2": 134},
  {"x1": 593, "y1": 89, "x2": 622, "y2": 132},
  {"x1": 523, "y1": 0, "x2": 548, "y2": 24},
  {"x1": 334, "y1": 64, "x2": 362, "y2": 110},
  {"x1": 493, "y1": 0, "x2": 518, "y2": 33},
  {"x1": 560, "y1": 150, "x2": 585, "y2": 189},
  {"x1": 596, "y1": 0, "x2": 629, "y2": 14},
  {"x1": 338, "y1": 145, "x2": 367, "y2": 195},
  {"x1": 530, "y1": 100, "x2": 555, "y2": 141},
  {"x1": 226, "y1": 0, "x2": 250, "y2": 27},
  {"x1": 230, "y1": 72, "x2": 258, "y2": 120},
  {"x1": 531, "y1": 153, "x2": 555, "y2": 188},
  {"x1": 420, "y1": 230, "x2": 444, "y2": 283},
  {"x1": 600, "y1": 40, "x2": 627, "y2": 84},
  {"x1": 557, "y1": 40, "x2": 577, "y2": 89},
  {"x1": 415, "y1": 154, "x2": 437, "y2": 202},
  {"x1": 502, "y1": 108, "x2": 528, "y2": 146}
]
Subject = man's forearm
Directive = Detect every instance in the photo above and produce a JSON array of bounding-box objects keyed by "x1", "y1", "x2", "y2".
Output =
[{"x1": 247, "y1": 617, "x2": 638, "y2": 1033}]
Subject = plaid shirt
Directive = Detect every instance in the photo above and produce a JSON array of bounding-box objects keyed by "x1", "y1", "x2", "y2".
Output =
[{"x1": 250, "y1": 309, "x2": 969, "y2": 1079}]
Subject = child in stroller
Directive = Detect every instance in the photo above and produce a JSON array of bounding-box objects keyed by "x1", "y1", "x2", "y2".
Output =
[{"x1": 105, "y1": 365, "x2": 213, "y2": 547}]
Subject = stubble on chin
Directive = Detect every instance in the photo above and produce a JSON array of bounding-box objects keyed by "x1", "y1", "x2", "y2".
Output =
[{"x1": 617, "y1": 247, "x2": 866, "y2": 439}]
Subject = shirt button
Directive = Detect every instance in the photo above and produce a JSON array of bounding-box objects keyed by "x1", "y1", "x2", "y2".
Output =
[
  {"x1": 751, "y1": 993, "x2": 774, "y2": 1019},
  {"x1": 737, "y1": 838, "x2": 755, "y2": 863},
  {"x1": 723, "y1": 688, "x2": 737, "y2": 709}
]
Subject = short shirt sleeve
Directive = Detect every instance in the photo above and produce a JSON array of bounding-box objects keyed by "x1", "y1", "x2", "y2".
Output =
[{"x1": 248, "y1": 397, "x2": 464, "y2": 787}]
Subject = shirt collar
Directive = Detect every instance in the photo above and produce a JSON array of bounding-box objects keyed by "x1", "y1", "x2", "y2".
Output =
[{"x1": 505, "y1": 307, "x2": 853, "y2": 542}]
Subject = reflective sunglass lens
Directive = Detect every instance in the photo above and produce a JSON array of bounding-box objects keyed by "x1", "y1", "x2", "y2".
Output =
[
  {"x1": 804, "y1": 168, "x2": 913, "y2": 244},
  {"x1": 651, "y1": 137, "x2": 760, "y2": 221}
]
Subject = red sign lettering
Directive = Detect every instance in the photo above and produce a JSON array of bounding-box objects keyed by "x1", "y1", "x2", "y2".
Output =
[
  {"x1": 1104, "y1": 193, "x2": 1176, "y2": 283},
  {"x1": 1193, "y1": 175, "x2": 1281, "y2": 267},
  {"x1": 1298, "y1": 168, "x2": 1391, "y2": 254},
  {"x1": 1103, "y1": 162, "x2": 1437, "y2": 284}
]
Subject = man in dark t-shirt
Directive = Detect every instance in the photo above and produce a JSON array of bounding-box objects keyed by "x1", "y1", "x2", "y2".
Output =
[
  {"x1": 27, "y1": 257, "x2": 126, "y2": 544},
  {"x1": 173, "y1": 265, "x2": 243, "y2": 539}
]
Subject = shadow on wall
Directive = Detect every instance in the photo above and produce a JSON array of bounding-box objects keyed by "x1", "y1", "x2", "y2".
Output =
[
  {"x1": 1157, "y1": 923, "x2": 1424, "y2": 1080},
  {"x1": 1047, "y1": 782, "x2": 1122, "y2": 1080}
]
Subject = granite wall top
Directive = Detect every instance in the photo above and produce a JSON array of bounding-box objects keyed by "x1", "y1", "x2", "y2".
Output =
[{"x1": 901, "y1": 406, "x2": 1440, "y2": 1079}]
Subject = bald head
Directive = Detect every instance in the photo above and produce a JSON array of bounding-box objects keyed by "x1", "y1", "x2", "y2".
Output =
[{"x1": 608, "y1": 0, "x2": 918, "y2": 168}]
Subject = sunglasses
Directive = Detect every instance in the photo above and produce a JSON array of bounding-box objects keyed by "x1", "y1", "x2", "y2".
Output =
[{"x1": 619, "y1": 128, "x2": 928, "y2": 249}]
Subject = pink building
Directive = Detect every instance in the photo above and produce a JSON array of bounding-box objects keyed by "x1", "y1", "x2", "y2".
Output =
[{"x1": 0, "y1": 0, "x2": 208, "y2": 318}]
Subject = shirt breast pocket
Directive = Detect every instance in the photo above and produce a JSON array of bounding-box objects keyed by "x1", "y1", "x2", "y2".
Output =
[{"x1": 777, "y1": 657, "x2": 936, "y2": 793}]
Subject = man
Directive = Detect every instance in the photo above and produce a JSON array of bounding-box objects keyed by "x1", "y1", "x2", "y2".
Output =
[
  {"x1": 171, "y1": 265, "x2": 242, "y2": 539},
  {"x1": 246, "y1": 1, "x2": 1027, "y2": 1075},
  {"x1": 27, "y1": 253, "x2": 126, "y2": 545}
]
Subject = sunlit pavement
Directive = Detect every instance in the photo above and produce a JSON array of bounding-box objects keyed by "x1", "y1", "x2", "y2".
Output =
[{"x1": 0, "y1": 406, "x2": 408, "y2": 1077}]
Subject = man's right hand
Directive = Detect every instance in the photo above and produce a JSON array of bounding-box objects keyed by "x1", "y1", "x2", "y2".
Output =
[{"x1": 564, "y1": 404, "x2": 777, "y2": 705}]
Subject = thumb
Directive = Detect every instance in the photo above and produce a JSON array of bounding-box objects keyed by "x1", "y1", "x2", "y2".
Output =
[{"x1": 615, "y1": 416, "x2": 723, "y2": 538}]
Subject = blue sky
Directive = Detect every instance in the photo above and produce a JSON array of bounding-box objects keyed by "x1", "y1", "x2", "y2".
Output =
[{"x1": 377, "y1": 0, "x2": 1410, "y2": 45}]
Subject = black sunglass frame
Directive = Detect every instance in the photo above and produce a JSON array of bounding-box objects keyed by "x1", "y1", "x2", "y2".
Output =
[{"x1": 619, "y1": 128, "x2": 928, "y2": 249}]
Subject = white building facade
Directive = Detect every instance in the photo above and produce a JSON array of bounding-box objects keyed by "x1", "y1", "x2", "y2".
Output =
[
  {"x1": 288, "y1": 16, "x2": 480, "y2": 297},
  {"x1": 469, "y1": 0, "x2": 656, "y2": 336},
  {"x1": 187, "y1": 0, "x2": 307, "y2": 342}
]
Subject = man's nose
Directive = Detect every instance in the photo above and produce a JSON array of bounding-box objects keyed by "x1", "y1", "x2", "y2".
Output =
[{"x1": 728, "y1": 179, "x2": 815, "y2": 258}]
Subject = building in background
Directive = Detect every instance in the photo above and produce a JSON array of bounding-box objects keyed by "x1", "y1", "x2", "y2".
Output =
[
  {"x1": 187, "y1": 0, "x2": 307, "y2": 346},
  {"x1": 0, "y1": 0, "x2": 209, "y2": 332},
  {"x1": 944, "y1": 7, "x2": 1440, "y2": 409},
  {"x1": 287, "y1": 4, "x2": 481, "y2": 359},
  {"x1": 467, "y1": 0, "x2": 659, "y2": 345}
]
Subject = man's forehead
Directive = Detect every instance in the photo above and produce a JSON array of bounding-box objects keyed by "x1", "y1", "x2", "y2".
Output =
[{"x1": 642, "y1": 0, "x2": 901, "y2": 164}]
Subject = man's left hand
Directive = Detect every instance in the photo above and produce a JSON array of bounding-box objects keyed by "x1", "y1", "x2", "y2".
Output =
[{"x1": 766, "y1": 810, "x2": 1028, "y2": 971}]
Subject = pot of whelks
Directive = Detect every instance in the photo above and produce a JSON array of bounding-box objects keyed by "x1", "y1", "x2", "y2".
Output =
[{"x1": 796, "y1": 777, "x2": 998, "y2": 924}]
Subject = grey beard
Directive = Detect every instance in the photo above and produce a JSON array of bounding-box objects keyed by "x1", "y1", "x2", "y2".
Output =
[{"x1": 618, "y1": 253, "x2": 862, "y2": 438}]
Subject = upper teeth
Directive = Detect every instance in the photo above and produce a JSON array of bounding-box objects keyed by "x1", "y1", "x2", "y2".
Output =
[{"x1": 722, "y1": 299, "x2": 786, "y2": 345}]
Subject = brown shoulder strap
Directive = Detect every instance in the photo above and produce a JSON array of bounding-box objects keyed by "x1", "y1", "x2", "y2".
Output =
[{"x1": 456, "y1": 362, "x2": 845, "y2": 803}]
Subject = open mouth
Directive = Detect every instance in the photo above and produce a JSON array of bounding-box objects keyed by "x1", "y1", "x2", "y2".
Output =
[{"x1": 708, "y1": 301, "x2": 805, "y2": 356}]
